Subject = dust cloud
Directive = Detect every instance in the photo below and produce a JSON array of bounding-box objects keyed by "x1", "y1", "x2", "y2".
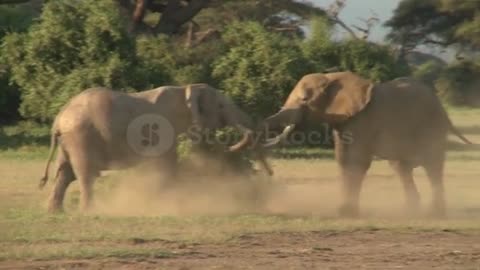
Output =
[
  {"x1": 92, "y1": 156, "x2": 451, "y2": 218},
  {"x1": 93, "y1": 155, "x2": 341, "y2": 217}
]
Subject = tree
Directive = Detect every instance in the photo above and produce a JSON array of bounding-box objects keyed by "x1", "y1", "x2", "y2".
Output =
[
  {"x1": 1, "y1": 0, "x2": 145, "y2": 121},
  {"x1": 212, "y1": 21, "x2": 310, "y2": 118},
  {"x1": 0, "y1": 3, "x2": 38, "y2": 122},
  {"x1": 303, "y1": 18, "x2": 409, "y2": 83},
  {"x1": 1, "y1": 0, "x2": 325, "y2": 37},
  {"x1": 435, "y1": 61, "x2": 480, "y2": 106},
  {"x1": 386, "y1": 0, "x2": 480, "y2": 56}
]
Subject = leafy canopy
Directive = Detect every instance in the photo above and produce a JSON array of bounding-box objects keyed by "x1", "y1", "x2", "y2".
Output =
[
  {"x1": 386, "y1": 0, "x2": 480, "y2": 50},
  {"x1": 1, "y1": 0, "x2": 143, "y2": 121},
  {"x1": 212, "y1": 21, "x2": 310, "y2": 118}
]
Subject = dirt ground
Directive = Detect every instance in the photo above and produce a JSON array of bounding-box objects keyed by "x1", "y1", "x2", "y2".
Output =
[{"x1": 3, "y1": 230, "x2": 480, "y2": 270}]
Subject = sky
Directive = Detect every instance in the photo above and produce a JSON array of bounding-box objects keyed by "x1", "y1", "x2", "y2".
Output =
[
  {"x1": 310, "y1": 0, "x2": 453, "y2": 60},
  {"x1": 311, "y1": 0, "x2": 401, "y2": 42}
]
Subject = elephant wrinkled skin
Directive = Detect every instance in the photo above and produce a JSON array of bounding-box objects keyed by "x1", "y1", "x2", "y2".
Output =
[
  {"x1": 39, "y1": 84, "x2": 271, "y2": 213},
  {"x1": 263, "y1": 72, "x2": 473, "y2": 217}
]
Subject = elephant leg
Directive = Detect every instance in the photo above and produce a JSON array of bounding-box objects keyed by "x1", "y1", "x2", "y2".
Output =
[
  {"x1": 338, "y1": 163, "x2": 370, "y2": 218},
  {"x1": 156, "y1": 143, "x2": 178, "y2": 188},
  {"x1": 389, "y1": 161, "x2": 420, "y2": 211},
  {"x1": 47, "y1": 149, "x2": 76, "y2": 213},
  {"x1": 164, "y1": 146, "x2": 178, "y2": 181},
  {"x1": 423, "y1": 158, "x2": 446, "y2": 217},
  {"x1": 66, "y1": 135, "x2": 100, "y2": 212}
]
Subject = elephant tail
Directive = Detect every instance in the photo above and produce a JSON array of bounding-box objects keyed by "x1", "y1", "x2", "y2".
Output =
[
  {"x1": 39, "y1": 127, "x2": 59, "y2": 189},
  {"x1": 447, "y1": 118, "x2": 473, "y2": 145}
]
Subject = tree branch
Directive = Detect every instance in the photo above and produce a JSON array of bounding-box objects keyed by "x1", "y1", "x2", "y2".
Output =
[
  {"x1": 0, "y1": 0, "x2": 30, "y2": 4},
  {"x1": 326, "y1": 0, "x2": 359, "y2": 39},
  {"x1": 328, "y1": 17, "x2": 359, "y2": 39},
  {"x1": 155, "y1": 0, "x2": 210, "y2": 35}
]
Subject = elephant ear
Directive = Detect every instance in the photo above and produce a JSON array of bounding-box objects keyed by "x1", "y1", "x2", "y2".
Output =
[
  {"x1": 318, "y1": 72, "x2": 373, "y2": 123},
  {"x1": 185, "y1": 84, "x2": 206, "y2": 127}
]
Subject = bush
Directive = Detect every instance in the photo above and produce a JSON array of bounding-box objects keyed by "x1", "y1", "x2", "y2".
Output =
[
  {"x1": 413, "y1": 60, "x2": 445, "y2": 87},
  {"x1": 336, "y1": 40, "x2": 409, "y2": 82},
  {"x1": 0, "y1": 68, "x2": 20, "y2": 123},
  {"x1": 302, "y1": 17, "x2": 409, "y2": 82},
  {"x1": 136, "y1": 35, "x2": 226, "y2": 88},
  {"x1": 135, "y1": 35, "x2": 175, "y2": 89},
  {"x1": 212, "y1": 21, "x2": 310, "y2": 119},
  {"x1": 1, "y1": 0, "x2": 142, "y2": 122},
  {"x1": 435, "y1": 61, "x2": 480, "y2": 106},
  {"x1": 177, "y1": 128, "x2": 256, "y2": 176},
  {"x1": 0, "y1": 4, "x2": 37, "y2": 40},
  {"x1": 302, "y1": 17, "x2": 338, "y2": 72},
  {"x1": 0, "y1": 4, "x2": 38, "y2": 123}
]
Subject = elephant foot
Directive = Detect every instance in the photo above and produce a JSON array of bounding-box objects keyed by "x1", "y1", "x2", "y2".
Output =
[
  {"x1": 404, "y1": 198, "x2": 421, "y2": 216},
  {"x1": 47, "y1": 202, "x2": 64, "y2": 214},
  {"x1": 428, "y1": 204, "x2": 447, "y2": 219},
  {"x1": 80, "y1": 203, "x2": 95, "y2": 214},
  {"x1": 338, "y1": 204, "x2": 360, "y2": 218}
]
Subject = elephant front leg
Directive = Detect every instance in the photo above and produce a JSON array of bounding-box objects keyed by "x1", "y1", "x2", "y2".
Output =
[
  {"x1": 157, "y1": 144, "x2": 178, "y2": 188},
  {"x1": 67, "y1": 141, "x2": 99, "y2": 212},
  {"x1": 339, "y1": 165, "x2": 370, "y2": 218}
]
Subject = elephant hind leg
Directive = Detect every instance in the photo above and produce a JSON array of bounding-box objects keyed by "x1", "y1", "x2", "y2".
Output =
[
  {"x1": 66, "y1": 135, "x2": 101, "y2": 212},
  {"x1": 47, "y1": 149, "x2": 76, "y2": 213},
  {"x1": 70, "y1": 156, "x2": 98, "y2": 212},
  {"x1": 423, "y1": 158, "x2": 446, "y2": 217},
  {"x1": 389, "y1": 161, "x2": 420, "y2": 212}
]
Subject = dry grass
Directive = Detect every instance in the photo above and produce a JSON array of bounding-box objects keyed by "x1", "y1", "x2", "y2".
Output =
[{"x1": 0, "y1": 108, "x2": 480, "y2": 261}]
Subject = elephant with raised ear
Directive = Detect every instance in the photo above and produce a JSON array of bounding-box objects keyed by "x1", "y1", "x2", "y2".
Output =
[
  {"x1": 262, "y1": 71, "x2": 472, "y2": 217},
  {"x1": 39, "y1": 83, "x2": 272, "y2": 213}
]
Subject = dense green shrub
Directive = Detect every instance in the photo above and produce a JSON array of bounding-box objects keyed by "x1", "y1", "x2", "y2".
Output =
[
  {"x1": 135, "y1": 35, "x2": 175, "y2": 89},
  {"x1": 336, "y1": 39, "x2": 409, "y2": 82},
  {"x1": 136, "y1": 35, "x2": 226, "y2": 88},
  {"x1": 0, "y1": 68, "x2": 20, "y2": 123},
  {"x1": 302, "y1": 17, "x2": 338, "y2": 72},
  {"x1": 177, "y1": 128, "x2": 256, "y2": 175},
  {"x1": 1, "y1": 0, "x2": 142, "y2": 122},
  {"x1": 302, "y1": 18, "x2": 409, "y2": 82},
  {"x1": 413, "y1": 60, "x2": 445, "y2": 87},
  {"x1": 435, "y1": 61, "x2": 480, "y2": 106},
  {"x1": 212, "y1": 21, "x2": 311, "y2": 118},
  {"x1": 0, "y1": 4, "x2": 38, "y2": 123},
  {"x1": 0, "y1": 4, "x2": 37, "y2": 40}
]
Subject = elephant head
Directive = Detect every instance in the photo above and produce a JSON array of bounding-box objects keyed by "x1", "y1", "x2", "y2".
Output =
[
  {"x1": 185, "y1": 84, "x2": 273, "y2": 175},
  {"x1": 262, "y1": 72, "x2": 374, "y2": 146}
]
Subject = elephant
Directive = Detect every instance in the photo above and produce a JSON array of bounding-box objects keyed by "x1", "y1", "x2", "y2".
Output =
[
  {"x1": 261, "y1": 71, "x2": 472, "y2": 217},
  {"x1": 39, "y1": 84, "x2": 272, "y2": 213}
]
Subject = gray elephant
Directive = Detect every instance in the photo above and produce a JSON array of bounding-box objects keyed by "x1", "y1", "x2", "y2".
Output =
[
  {"x1": 39, "y1": 84, "x2": 272, "y2": 213},
  {"x1": 262, "y1": 72, "x2": 472, "y2": 217}
]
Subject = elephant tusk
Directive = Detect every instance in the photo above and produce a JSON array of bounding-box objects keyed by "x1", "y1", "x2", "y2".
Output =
[
  {"x1": 228, "y1": 124, "x2": 254, "y2": 152},
  {"x1": 262, "y1": 124, "x2": 296, "y2": 148}
]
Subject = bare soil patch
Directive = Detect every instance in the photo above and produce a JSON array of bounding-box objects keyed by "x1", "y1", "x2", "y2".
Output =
[{"x1": 3, "y1": 230, "x2": 480, "y2": 270}]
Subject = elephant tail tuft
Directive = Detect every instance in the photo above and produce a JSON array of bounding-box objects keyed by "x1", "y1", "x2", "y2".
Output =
[{"x1": 39, "y1": 127, "x2": 60, "y2": 189}]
